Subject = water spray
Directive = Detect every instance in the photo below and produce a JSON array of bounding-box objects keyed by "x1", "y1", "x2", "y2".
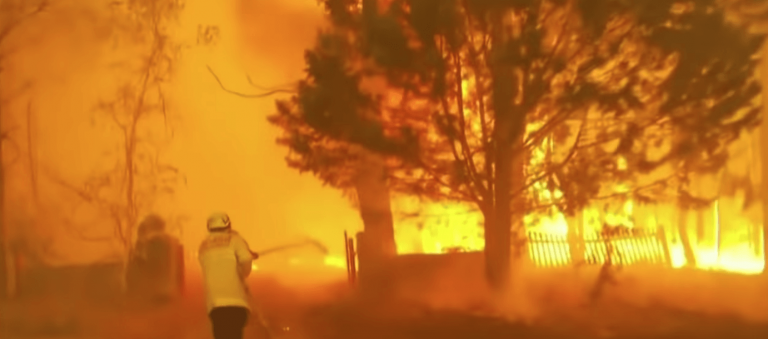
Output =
[{"x1": 250, "y1": 238, "x2": 329, "y2": 260}]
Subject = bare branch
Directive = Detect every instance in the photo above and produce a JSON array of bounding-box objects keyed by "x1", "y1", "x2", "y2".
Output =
[
  {"x1": 438, "y1": 97, "x2": 484, "y2": 203},
  {"x1": 511, "y1": 112, "x2": 587, "y2": 201},
  {"x1": 157, "y1": 86, "x2": 171, "y2": 137},
  {"x1": 206, "y1": 65, "x2": 295, "y2": 98},
  {"x1": 41, "y1": 167, "x2": 124, "y2": 243},
  {"x1": 1, "y1": 126, "x2": 22, "y2": 168},
  {"x1": 245, "y1": 74, "x2": 297, "y2": 92},
  {"x1": 451, "y1": 52, "x2": 487, "y2": 198},
  {"x1": 26, "y1": 100, "x2": 40, "y2": 204},
  {"x1": 61, "y1": 217, "x2": 114, "y2": 243},
  {"x1": 43, "y1": 169, "x2": 98, "y2": 204},
  {"x1": 0, "y1": 0, "x2": 50, "y2": 45},
  {"x1": 540, "y1": 3, "x2": 572, "y2": 74},
  {"x1": 0, "y1": 81, "x2": 32, "y2": 106}
]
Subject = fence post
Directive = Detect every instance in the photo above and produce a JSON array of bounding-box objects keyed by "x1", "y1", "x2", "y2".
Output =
[
  {"x1": 526, "y1": 231, "x2": 535, "y2": 265},
  {"x1": 176, "y1": 243, "x2": 185, "y2": 295},
  {"x1": 657, "y1": 226, "x2": 673, "y2": 267},
  {"x1": 344, "y1": 231, "x2": 352, "y2": 285},
  {"x1": 568, "y1": 230, "x2": 584, "y2": 267},
  {"x1": 348, "y1": 237, "x2": 357, "y2": 285}
]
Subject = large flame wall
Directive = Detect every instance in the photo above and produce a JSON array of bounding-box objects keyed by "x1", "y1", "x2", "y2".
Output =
[
  {"x1": 392, "y1": 129, "x2": 765, "y2": 275},
  {"x1": 393, "y1": 196, "x2": 764, "y2": 275}
]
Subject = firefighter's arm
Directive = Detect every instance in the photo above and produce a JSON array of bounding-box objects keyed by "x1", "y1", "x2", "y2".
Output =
[{"x1": 232, "y1": 235, "x2": 254, "y2": 278}]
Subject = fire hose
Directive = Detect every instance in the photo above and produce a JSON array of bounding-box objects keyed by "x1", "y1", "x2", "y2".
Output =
[
  {"x1": 250, "y1": 238, "x2": 329, "y2": 260},
  {"x1": 245, "y1": 238, "x2": 329, "y2": 338}
]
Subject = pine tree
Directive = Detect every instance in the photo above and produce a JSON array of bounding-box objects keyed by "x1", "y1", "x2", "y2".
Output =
[{"x1": 269, "y1": 0, "x2": 401, "y2": 268}]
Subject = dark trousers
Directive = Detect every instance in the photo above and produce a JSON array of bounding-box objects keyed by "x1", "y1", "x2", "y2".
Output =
[{"x1": 209, "y1": 306, "x2": 249, "y2": 339}]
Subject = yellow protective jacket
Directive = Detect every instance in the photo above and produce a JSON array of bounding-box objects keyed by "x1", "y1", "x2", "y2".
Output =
[{"x1": 198, "y1": 230, "x2": 253, "y2": 312}]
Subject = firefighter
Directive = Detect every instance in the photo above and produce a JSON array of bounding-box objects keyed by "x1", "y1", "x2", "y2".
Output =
[{"x1": 199, "y1": 212, "x2": 259, "y2": 339}]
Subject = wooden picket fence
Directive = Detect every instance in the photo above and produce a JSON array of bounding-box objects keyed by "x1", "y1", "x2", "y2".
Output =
[
  {"x1": 344, "y1": 227, "x2": 674, "y2": 286},
  {"x1": 526, "y1": 228, "x2": 672, "y2": 268}
]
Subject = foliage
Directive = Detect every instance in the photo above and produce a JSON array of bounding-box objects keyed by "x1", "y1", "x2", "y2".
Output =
[
  {"x1": 270, "y1": 0, "x2": 410, "y2": 192},
  {"x1": 724, "y1": 0, "x2": 768, "y2": 26},
  {"x1": 273, "y1": 0, "x2": 763, "y2": 216}
]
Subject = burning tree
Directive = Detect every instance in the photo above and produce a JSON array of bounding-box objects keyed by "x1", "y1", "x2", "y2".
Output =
[
  {"x1": 271, "y1": 0, "x2": 763, "y2": 287},
  {"x1": 46, "y1": 0, "x2": 184, "y2": 287}
]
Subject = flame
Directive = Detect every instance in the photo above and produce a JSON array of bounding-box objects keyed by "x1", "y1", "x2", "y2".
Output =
[
  {"x1": 665, "y1": 199, "x2": 765, "y2": 274},
  {"x1": 389, "y1": 95, "x2": 764, "y2": 275},
  {"x1": 342, "y1": 24, "x2": 766, "y2": 278},
  {"x1": 392, "y1": 185, "x2": 764, "y2": 275},
  {"x1": 393, "y1": 198, "x2": 484, "y2": 254}
]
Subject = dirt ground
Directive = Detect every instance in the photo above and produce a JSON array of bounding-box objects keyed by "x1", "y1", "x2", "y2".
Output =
[{"x1": 1, "y1": 268, "x2": 767, "y2": 339}]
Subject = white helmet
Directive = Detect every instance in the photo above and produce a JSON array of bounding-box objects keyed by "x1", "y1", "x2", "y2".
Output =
[{"x1": 207, "y1": 212, "x2": 231, "y2": 231}]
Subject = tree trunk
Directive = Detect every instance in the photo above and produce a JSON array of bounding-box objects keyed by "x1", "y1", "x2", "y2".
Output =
[
  {"x1": 761, "y1": 42, "x2": 768, "y2": 274},
  {"x1": 0, "y1": 144, "x2": 9, "y2": 300},
  {"x1": 0, "y1": 82, "x2": 12, "y2": 299},
  {"x1": 696, "y1": 209, "x2": 706, "y2": 245},
  {"x1": 677, "y1": 208, "x2": 697, "y2": 267},
  {"x1": 485, "y1": 9, "x2": 527, "y2": 290},
  {"x1": 486, "y1": 91, "x2": 510, "y2": 283},
  {"x1": 486, "y1": 143, "x2": 513, "y2": 290},
  {"x1": 354, "y1": 151, "x2": 397, "y2": 259},
  {"x1": 510, "y1": 136, "x2": 527, "y2": 260},
  {"x1": 484, "y1": 135, "x2": 526, "y2": 290},
  {"x1": 353, "y1": 150, "x2": 396, "y2": 295}
]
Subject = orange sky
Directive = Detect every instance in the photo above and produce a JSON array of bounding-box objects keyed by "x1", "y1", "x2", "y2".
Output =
[
  {"x1": 2, "y1": 0, "x2": 362, "y2": 264},
  {"x1": 169, "y1": 0, "x2": 361, "y2": 259}
]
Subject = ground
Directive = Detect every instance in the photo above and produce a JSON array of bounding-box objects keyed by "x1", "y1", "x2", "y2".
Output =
[{"x1": 1, "y1": 266, "x2": 767, "y2": 339}]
